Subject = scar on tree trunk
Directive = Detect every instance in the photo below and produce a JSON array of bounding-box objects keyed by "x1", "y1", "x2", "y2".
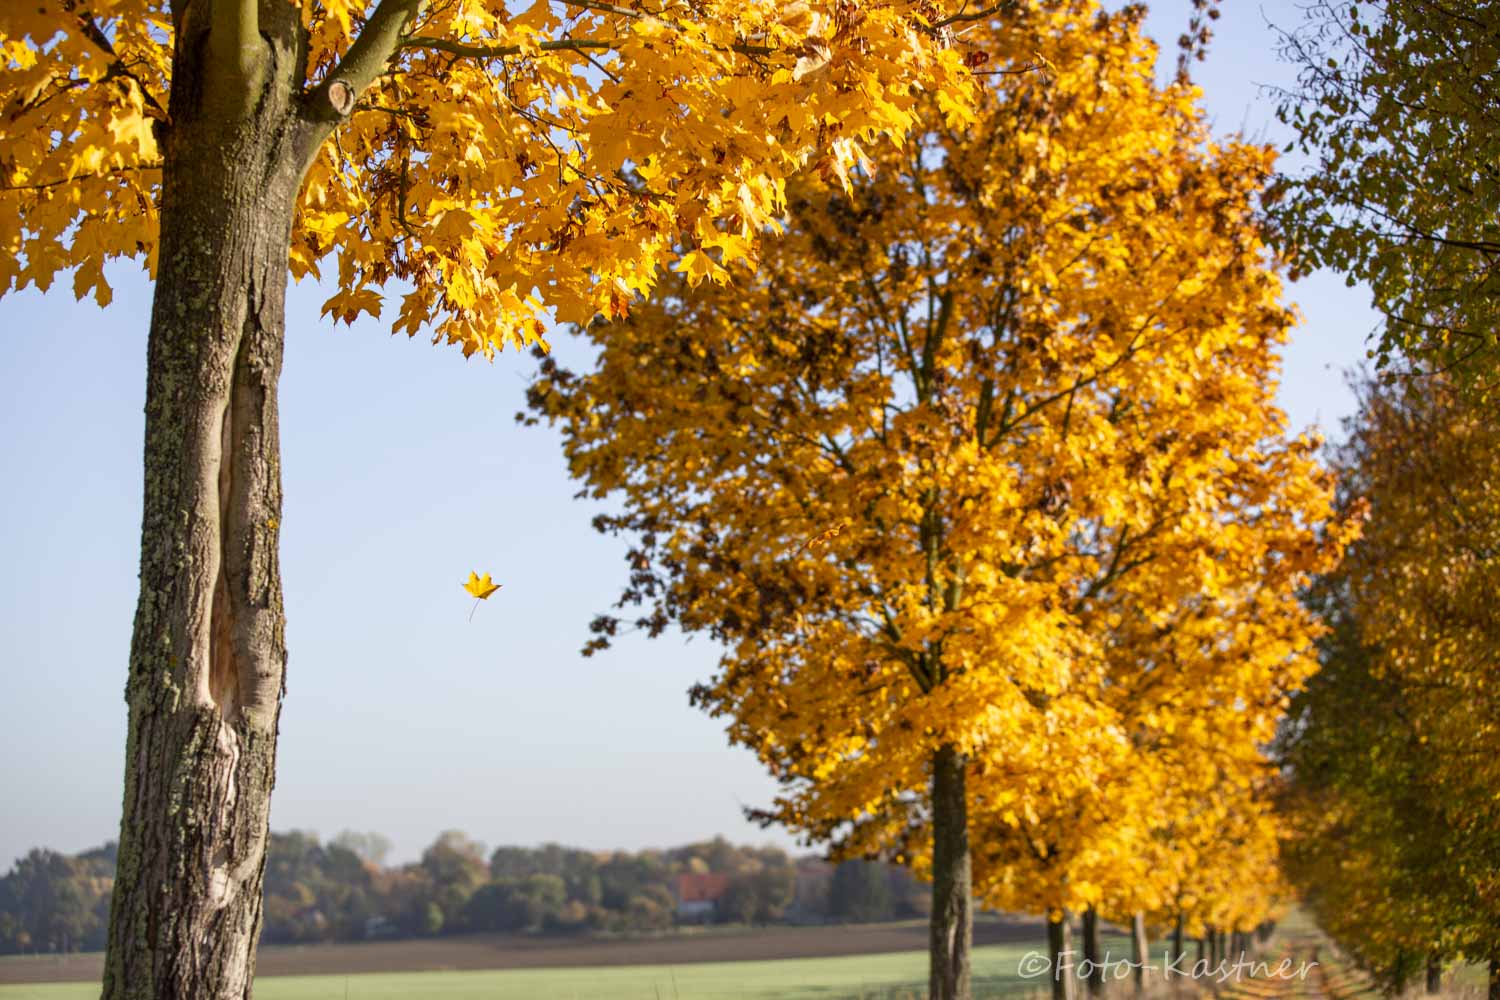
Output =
[
  {"x1": 102, "y1": 146, "x2": 296, "y2": 999},
  {"x1": 97, "y1": 0, "x2": 411, "y2": 992},
  {"x1": 928, "y1": 744, "x2": 972, "y2": 1000}
]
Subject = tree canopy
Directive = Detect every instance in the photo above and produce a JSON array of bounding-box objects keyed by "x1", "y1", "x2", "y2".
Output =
[
  {"x1": 1280, "y1": 372, "x2": 1500, "y2": 987},
  {"x1": 1274, "y1": 0, "x2": 1500, "y2": 385},
  {"x1": 529, "y1": 1, "x2": 1354, "y2": 990},
  {"x1": 1, "y1": 0, "x2": 976, "y2": 352}
]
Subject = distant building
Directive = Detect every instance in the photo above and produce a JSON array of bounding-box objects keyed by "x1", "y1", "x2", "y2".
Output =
[{"x1": 674, "y1": 871, "x2": 732, "y2": 921}]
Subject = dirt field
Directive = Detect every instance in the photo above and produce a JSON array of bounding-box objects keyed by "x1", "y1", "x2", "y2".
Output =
[{"x1": 0, "y1": 914, "x2": 1047, "y2": 985}]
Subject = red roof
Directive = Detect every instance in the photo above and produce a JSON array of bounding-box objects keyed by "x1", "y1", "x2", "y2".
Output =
[{"x1": 676, "y1": 872, "x2": 732, "y2": 903}]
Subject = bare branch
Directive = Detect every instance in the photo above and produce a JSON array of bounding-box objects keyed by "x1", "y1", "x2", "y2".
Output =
[
  {"x1": 0, "y1": 161, "x2": 164, "y2": 193},
  {"x1": 400, "y1": 35, "x2": 619, "y2": 59}
]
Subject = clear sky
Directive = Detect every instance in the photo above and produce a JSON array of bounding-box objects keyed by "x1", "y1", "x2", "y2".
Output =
[{"x1": 0, "y1": 0, "x2": 1378, "y2": 870}]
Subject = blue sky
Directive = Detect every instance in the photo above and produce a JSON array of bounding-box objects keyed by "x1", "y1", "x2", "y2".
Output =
[{"x1": 0, "y1": 0, "x2": 1376, "y2": 869}]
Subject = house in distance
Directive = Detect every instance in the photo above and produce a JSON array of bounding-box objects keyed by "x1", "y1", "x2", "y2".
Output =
[{"x1": 674, "y1": 872, "x2": 732, "y2": 922}]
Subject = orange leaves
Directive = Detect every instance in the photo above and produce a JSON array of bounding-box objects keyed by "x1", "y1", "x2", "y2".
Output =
[
  {"x1": 527, "y1": 0, "x2": 1345, "y2": 928},
  {"x1": 796, "y1": 520, "x2": 850, "y2": 555}
]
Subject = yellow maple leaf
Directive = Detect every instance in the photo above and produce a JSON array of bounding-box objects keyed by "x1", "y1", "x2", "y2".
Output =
[
  {"x1": 463, "y1": 571, "x2": 501, "y2": 599},
  {"x1": 672, "y1": 249, "x2": 729, "y2": 287}
]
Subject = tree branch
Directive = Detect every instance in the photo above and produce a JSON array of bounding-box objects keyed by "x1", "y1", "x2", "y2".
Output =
[
  {"x1": 207, "y1": 0, "x2": 268, "y2": 103},
  {"x1": 931, "y1": 3, "x2": 1009, "y2": 30},
  {"x1": 0, "y1": 162, "x2": 164, "y2": 193},
  {"x1": 304, "y1": 0, "x2": 424, "y2": 125},
  {"x1": 63, "y1": 3, "x2": 169, "y2": 117},
  {"x1": 400, "y1": 35, "x2": 619, "y2": 60},
  {"x1": 401, "y1": 33, "x2": 775, "y2": 60}
]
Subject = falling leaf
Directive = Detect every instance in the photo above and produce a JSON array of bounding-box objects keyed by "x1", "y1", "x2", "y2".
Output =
[
  {"x1": 796, "y1": 521, "x2": 848, "y2": 555},
  {"x1": 464, "y1": 571, "x2": 502, "y2": 599}
]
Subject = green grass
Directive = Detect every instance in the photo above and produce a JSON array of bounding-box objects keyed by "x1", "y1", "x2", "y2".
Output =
[{"x1": 0, "y1": 940, "x2": 1065, "y2": 1000}]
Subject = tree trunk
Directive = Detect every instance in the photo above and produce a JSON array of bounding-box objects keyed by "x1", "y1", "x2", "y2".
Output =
[
  {"x1": 1171, "y1": 913, "x2": 1183, "y2": 963},
  {"x1": 1488, "y1": 958, "x2": 1498, "y2": 1000},
  {"x1": 1206, "y1": 924, "x2": 1218, "y2": 967},
  {"x1": 1131, "y1": 911, "x2": 1148, "y2": 992},
  {"x1": 1083, "y1": 907, "x2": 1104, "y2": 997},
  {"x1": 99, "y1": 4, "x2": 322, "y2": 995},
  {"x1": 1048, "y1": 911, "x2": 1077, "y2": 1000},
  {"x1": 1425, "y1": 957, "x2": 1441, "y2": 993},
  {"x1": 928, "y1": 744, "x2": 972, "y2": 1000}
]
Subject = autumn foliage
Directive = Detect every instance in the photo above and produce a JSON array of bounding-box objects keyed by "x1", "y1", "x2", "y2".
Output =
[
  {"x1": 1, "y1": 1, "x2": 983, "y2": 995},
  {"x1": 529, "y1": 0, "x2": 1352, "y2": 991},
  {"x1": 1280, "y1": 374, "x2": 1500, "y2": 988},
  {"x1": 1, "y1": 0, "x2": 974, "y2": 351}
]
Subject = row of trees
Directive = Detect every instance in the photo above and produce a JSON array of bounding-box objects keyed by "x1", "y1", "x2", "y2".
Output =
[
  {"x1": 0, "y1": 833, "x2": 929, "y2": 954},
  {"x1": 1270, "y1": 1, "x2": 1500, "y2": 998},
  {"x1": 1277, "y1": 375, "x2": 1500, "y2": 993},
  {"x1": 527, "y1": 2, "x2": 1356, "y2": 997},
  {"x1": 6, "y1": 0, "x2": 1493, "y2": 991},
  {"x1": 0, "y1": 846, "x2": 116, "y2": 956}
]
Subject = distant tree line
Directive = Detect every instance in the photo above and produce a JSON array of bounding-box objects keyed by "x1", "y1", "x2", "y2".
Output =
[{"x1": 0, "y1": 832, "x2": 928, "y2": 954}]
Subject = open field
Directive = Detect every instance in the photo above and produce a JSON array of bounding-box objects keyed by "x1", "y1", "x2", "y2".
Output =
[
  {"x1": 0, "y1": 916, "x2": 1060, "y2": 984},
  {"x1": 0, "y1": 919, "x2": 1131, "y2": 1000},
  {"x1": 0, "y1": 941, "x2": 1056, "y2": 1000}
]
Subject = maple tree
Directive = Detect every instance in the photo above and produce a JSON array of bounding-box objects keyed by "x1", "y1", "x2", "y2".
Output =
[
  {"x1": 527, "y1": 3, "x2": 1349, "y2": 995},
  {"x1": 1272, "y1": 0, "x2": 1500, "y2": 387},
  {"x1": 0, "y1": 0, "x2": 978, "y2": 994},
  {"x1": 1279, "y1": 373, "x2": 1500, "y2": 997},
  {"x1": 961, "y1": 464, "x2": 1332, "y2": 1000}
]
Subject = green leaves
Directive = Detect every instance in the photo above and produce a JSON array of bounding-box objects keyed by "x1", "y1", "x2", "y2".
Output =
[{"x1": 1273, "y1": 0, "x2": 1500, "y2": 391}]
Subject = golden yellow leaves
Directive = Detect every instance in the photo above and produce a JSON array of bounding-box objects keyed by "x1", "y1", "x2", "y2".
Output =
[
  {"x1": 0, "y1": 0, "x2": 167, "y2": 305},
  {"x1": 0, "y1": 0, "x2": 978, "y2": 349},
  {"x1": 463, "y1": 571, "x2": 502, "y2": 621},
  {"x1": 795, "y1": 520, "x2": 850, "y2": 555},
  {"x1": 526, "y1": 0, "x2": 1344, "y2": 932},
  {"x1": 672, "y1": 250, "x2": 730, "y2": 287},
  {"x1": 320, "y1": 287, "x2": 383, "y2": 324},
  {"x1": 463, "y1": 572, "x2": 501, "y2": 600}
]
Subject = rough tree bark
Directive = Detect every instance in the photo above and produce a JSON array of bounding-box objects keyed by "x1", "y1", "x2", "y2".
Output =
[
  {"x1": 1048, "y1": 910, "x2": 1077, "y2": 1000},
  {"x1": 929, "y1": 744, "x2": 973, "y2": 1000},
  {"x1": 100, "y1": 1, "x2": 419, "y2": 996}
]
